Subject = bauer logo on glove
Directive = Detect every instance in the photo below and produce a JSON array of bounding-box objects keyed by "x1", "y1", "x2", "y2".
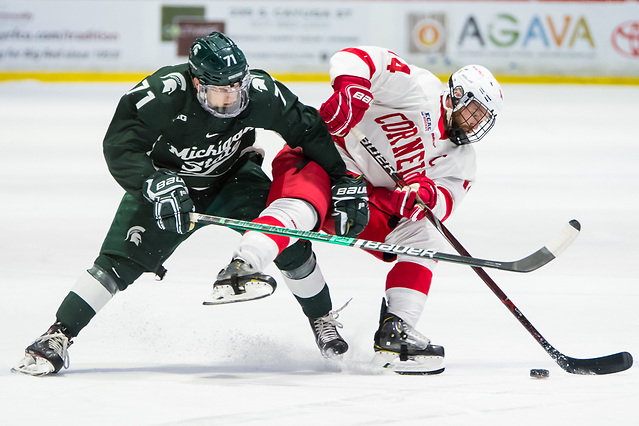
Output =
[
  {"x1": 331, "y1": 175, "x2": 370, "y2": 238},
  {"x1": 143, "y1": 169, "x2": 195, "y2": 234},
  {"x1": 335, "y1": 185, "x2": 368, "y2": 196},
  {"x1": 319, "y1": 75, "x2": 373, "y2": 137}
]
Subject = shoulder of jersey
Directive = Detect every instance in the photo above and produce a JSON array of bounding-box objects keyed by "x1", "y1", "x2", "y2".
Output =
[
  {"x1": 408, "y1": 67, "x2": 443, "y2": 89},
  {"x1": 125, "y1": 64, "x2": 192, "y2": 122},
  {"x1": 403, "y1": 67, "x2": 445, "y2": 106},
  {"x1": 147, "y1": 64, "x2": 192, "y2": 100},
  {"x1": 248, "y1": 69, "x2": 277, "y2": 97}
]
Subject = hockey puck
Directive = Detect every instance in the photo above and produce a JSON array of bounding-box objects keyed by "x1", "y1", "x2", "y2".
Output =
[{"x1": 530, "y1": 369, "x2": 550, "y2": 378}]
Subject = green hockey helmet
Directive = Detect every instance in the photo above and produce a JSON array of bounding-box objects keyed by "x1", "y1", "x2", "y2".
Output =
[
  {"x1": 189, "y1": 32, "x2": 249, "y2": 86},
  {"x1": 189, "y1": 32, "x2": 251, "y2": 117}
]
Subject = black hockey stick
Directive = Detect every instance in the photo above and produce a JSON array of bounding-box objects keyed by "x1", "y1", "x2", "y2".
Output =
[
  {"x1": 351, "y1": 127, "x2": 633, "y2": 375},
  {"x1": 189, "y1": 212, "x2": 570, "y2": 272}
]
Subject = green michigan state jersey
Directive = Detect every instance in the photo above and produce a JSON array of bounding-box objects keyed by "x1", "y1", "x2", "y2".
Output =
[{"x1": 103, "y1": 64, "x2": 346, "y2": 201}]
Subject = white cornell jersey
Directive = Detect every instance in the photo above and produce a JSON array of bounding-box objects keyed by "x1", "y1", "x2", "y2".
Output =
[{"x1": 329, "y1": 47, "x2": 477, "y2": 221}]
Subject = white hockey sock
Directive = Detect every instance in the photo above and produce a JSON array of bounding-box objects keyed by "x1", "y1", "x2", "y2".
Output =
[
  {"x1": 282, "y1": 254, "x2": 327, "y2": 299},
  {"x1": 233, "y1": 198, "x2": 318, "y2": 271},
  {"x1": 233, "y1": 232, "x2": 280, "y2": 273},
  {"x1": 70, "y1": 268, "x2": 117, "y2": 315},
  {"x1": 385, "y1": 287, "x2": 428, "y2": 328}
]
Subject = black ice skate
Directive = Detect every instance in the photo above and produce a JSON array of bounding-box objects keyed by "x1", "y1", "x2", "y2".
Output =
[
  {"x1": 203, "y1": 258, "x2": 277, "y2": 305},
  {"x1": 12, "y1": 323, "x2": 73, "y2": 376},
  {"x1": 373, "y1": 298, "x2": 445, "y2": 375},
  {"x1": 309, "y1": 303, "x2": 350, "y2": 358}
]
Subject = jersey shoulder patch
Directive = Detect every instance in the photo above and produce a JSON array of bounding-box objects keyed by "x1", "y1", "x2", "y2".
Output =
[
  {"x1": 249, "y1": 69, "x2": 288, "y2": 107},
  {"x1": 249, "y1": 69, "x2": 277, "y2": 93},
  {"x1": 126, "y1": 65, "x2": 190, "y2": 109},
  {"x1": 158, "y1": 71, "x2": 188, "y2": 95},
  {"x1": 125, "y1": 65, "x2": 191, "y2": 125}
]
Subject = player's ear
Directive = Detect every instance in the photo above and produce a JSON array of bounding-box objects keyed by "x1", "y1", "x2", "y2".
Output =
[{"x1": 444, "y1": 94, "x2": 453, "y2": 109}]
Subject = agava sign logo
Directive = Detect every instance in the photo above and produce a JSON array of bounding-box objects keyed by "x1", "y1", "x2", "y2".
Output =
[{"x1": 458, "y1": 14, "x2": 594, "y2": 50}]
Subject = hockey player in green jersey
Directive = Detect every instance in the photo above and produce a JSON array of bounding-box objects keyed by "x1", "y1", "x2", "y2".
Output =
[{"x1": 12, "y1": 32, "x2": 368, "y2": 376}]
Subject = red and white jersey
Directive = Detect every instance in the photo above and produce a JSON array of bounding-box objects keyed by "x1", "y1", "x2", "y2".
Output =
[{"x1": 329, "y1": 46, "x2": 476, "y2": 221}]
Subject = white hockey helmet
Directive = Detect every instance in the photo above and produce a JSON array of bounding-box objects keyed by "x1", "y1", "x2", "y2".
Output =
[{"x1": 446, "y1": 65, "x2": 503, "y2": 145}]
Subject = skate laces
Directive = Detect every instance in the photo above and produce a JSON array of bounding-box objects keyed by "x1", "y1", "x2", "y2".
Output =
[
  {"x1": 313, "y1": 299, "x2": 352, "y2": 342},
  {"x1": 34, "y1": 331, "x2": 70, "y2": 369}
]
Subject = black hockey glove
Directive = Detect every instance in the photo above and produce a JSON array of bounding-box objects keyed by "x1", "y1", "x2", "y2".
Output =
[
  {"x1": 331, "y1": 175, "x2": 369, "y2": 238},
  {"x1": 143, "y1": 169, "x2": 195, "y2": 234}
]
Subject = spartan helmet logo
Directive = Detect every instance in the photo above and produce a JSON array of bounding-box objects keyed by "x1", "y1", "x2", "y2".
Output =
[{"x1": 125, "y1": 226, "x2": 146, "y2": 246}]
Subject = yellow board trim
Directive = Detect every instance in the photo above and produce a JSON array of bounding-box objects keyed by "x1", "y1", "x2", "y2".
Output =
[
  {"x1": 1, "y1": 71, "x2": 638, "y2": 85},
  {"x1": 0, "y1": 71, "x2": 151, "y2": 83}
]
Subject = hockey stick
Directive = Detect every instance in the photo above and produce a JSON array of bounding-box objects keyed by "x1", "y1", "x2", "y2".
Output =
[
  {"x1": 189, "y1": 212, "x2": 570, "y2": 272},
  {"x1": 350, "y1": 126, "x2": 633, "y2": 375}
]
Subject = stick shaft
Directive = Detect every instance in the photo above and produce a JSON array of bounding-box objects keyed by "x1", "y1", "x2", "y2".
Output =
[{"x1": 189, "y1": 213, "x2": 539, "y2": 272}]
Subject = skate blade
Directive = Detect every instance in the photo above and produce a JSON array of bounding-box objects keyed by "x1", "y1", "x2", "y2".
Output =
[
  {"x1": 373, "y1": 351, "x2": 445, "y2": 375},
  {"x1": 11, "y1": 354, "x2": 55, "y2": 376},
  {"x1": 203, "y1": 280, "x2": 275, "y2": 305}
]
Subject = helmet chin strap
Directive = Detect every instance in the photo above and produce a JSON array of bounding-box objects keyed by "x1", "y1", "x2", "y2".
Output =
[
  {"x1": 442, "y1": 93, "x2": 468, "y2": 145},
  {"x1": 442, "y1": 94, "x2": 454, "y2": 131}
]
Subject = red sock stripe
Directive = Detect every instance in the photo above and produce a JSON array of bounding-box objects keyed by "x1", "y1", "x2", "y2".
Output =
[
  {"x1": 252, "y1": 216, "x2": 290, "y2": 253},
  {"x1": 385, "y1": 262, "x2": 433, "y2": 295}
]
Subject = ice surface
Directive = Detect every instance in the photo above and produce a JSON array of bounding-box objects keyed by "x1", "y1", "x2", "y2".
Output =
[{"x1": 0, "y1": 81, "x2": 637, "y2": 425}]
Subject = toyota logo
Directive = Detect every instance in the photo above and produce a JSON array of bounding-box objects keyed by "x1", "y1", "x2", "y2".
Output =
[{"x1": 612, "y1": 21, "x2": 639, "y2": 58}]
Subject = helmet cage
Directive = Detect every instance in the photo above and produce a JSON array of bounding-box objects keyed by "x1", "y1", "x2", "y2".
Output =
[
  {"x1": 447, "y1": 77, "x2": 496, "y2": 145},
  {"x1": 446, "y1": 64, "x2": 503, "y2": 146}
]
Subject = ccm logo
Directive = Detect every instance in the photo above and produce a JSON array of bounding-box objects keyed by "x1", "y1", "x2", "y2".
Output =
[{"x1": 336, "y1": 187, "x2": 367, "y2": 195}]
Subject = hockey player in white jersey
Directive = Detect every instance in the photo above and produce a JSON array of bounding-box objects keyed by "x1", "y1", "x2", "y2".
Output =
[
  {"x1": 212, "y1": 46, "x2": 502, "y2": 373},
  {"x1": 317, "y1": 47, "x2": 504, "y2": 373}
]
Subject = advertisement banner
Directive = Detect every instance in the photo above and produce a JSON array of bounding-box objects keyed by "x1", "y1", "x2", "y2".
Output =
[
  {"x1": 401, "y1": 2, "x2": 639, "y2": 77},
  {"x1": 0, "y1": 1, "x2": 637, "y2": 80}
]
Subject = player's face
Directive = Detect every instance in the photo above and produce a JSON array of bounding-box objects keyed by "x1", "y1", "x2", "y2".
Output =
[
  {"x1": 193, "y1": 76, "x2": 250, "y2": 118},
  {"x1": 452, "y1": 99, "x2": 490, "y2": 135},
  {"x1": 200, "y1": 81, "x2": 241, "y2": 108}
]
